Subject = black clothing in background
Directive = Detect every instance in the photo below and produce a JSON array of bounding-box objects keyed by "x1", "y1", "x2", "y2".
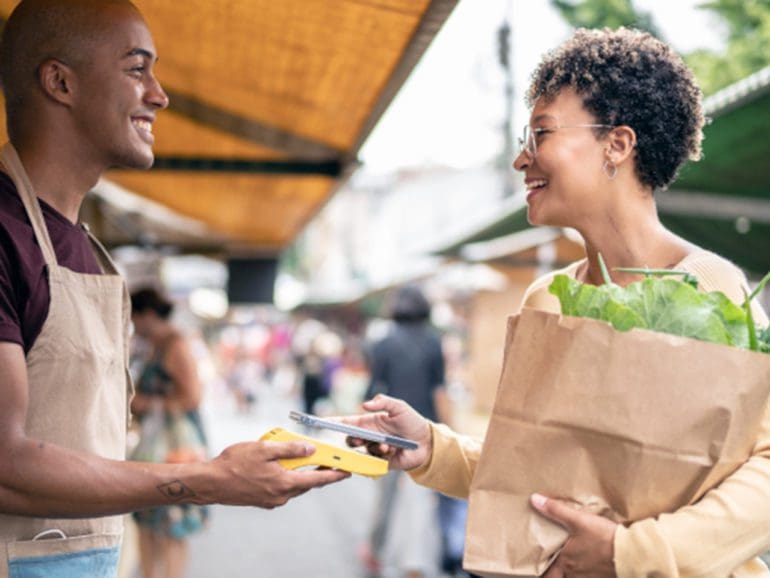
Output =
[{"x1": 366, "y1": 322, "x2": 445, "y2": 422}]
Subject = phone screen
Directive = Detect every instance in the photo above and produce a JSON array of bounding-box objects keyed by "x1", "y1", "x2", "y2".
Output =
[{"x1": 288, "y1": 410, "x2": 419, "y2": 450}]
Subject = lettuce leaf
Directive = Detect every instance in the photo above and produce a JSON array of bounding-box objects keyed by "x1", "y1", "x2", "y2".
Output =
[
  {"x1": 549, "y1": 273, "x2": 757, "y2": 350},
  {"x1": 760, "y1": 327, "x2": 770, "y2": 353}
]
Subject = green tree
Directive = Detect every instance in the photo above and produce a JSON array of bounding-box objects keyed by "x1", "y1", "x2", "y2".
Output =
[
  {"x1": 550, "y1": 0, "x2": 661, "y2": 36},
  {"x1": 550, "y1": 0, "x2": 770, "y2": 96},
  {"x1": 685, "y1": 0, "x2": 770, "y2": 95}
]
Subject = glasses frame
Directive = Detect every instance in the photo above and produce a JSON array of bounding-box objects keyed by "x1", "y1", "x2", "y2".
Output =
[{"x1": 517, "y1": 124, "x2": 614, "y2": 158}]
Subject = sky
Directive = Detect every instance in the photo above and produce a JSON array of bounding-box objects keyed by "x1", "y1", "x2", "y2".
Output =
[{"x1": 359, "y1": 0, "x2": 727, "y2": 173}]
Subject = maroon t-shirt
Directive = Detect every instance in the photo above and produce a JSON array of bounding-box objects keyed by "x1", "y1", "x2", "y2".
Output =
[{"x1": 0, "y1": 172, "x2": 102, "y2": 353}]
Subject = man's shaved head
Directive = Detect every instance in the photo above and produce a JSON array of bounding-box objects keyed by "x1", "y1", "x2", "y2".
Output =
[{"x1": 0, "y1": 0, "x2": 141, "y2": 139}]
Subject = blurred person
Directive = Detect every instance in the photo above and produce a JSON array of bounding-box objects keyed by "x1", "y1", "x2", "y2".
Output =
[
  {"x1": 329, "y1": 339, "x2": 370, "y2": 415},
  {"x1": 299, "y1": 336, "x2": 327, "y2": 416},
  {"x1": 344, "y1": 28, "x2": 770, "y2": 578},
  {"x1": 0, "y1": 2, "x2": 347, "y2": 576},
  {"x1": 226, "y1": 348, "x2": 261, "y2": 414},
  {"x1": 362, "y1": 286, "x2": 451, "y2": 578},
  {"x1": 130, "y1": 288, "x2": 208, "y2": 578},
  {"x1": 296, "y1": 329, "x2": 342, "y2": 417},
  {"x1": 437, "y1": 494, "x2": 478, "y2": 578},
  {"x1": 291, "y1": 317, "x2": 326, "y2": 415},
  {"x1": 318, "y1": 329, "x2": 345, "y2": 415}
]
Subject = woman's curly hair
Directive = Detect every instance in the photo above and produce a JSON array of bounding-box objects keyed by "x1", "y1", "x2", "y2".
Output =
[{"x1": 527, "y1": 27, "x2": 705, "y2": 190}]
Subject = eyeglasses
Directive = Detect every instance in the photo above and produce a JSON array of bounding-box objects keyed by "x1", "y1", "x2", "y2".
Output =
[{"x1": 517, "y1": 124, "x2": 614, "y2": 158}]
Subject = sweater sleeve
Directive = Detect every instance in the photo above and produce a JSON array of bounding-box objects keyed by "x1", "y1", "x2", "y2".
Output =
[
  {"x1": 407, "y1": 261, "x2": 583, "y2": 498},
  {"x1": 408, "y1": 422, "x2": 482, "y2": 499},
  {"x1": 614, "y1": 252, "x2": 770, "y2": 577},
  {"x1": 615, "y1": 402, "x2": 770, "y2": 577},
  {"x1": 409, "y1": 261, "x2": 582, "y2": 499}
]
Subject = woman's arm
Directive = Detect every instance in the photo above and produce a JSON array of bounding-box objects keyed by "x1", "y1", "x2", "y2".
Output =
[
  {"x1": 342, "y1": 394, "x2": 482, "y2": 493},
  {"x1": 613, "y1": 402, "x2": 770, "y2": 578},
  {"x1": 408, "y1": 421, "x2": 482, "y2": 499},
  {"x1": 533, "y1": 254, "x2": 770, "y2": 577}
]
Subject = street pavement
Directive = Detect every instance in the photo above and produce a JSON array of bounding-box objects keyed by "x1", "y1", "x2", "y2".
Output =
[{"x1": 186, "y1": 389, "x2": 381, "y2": 578}]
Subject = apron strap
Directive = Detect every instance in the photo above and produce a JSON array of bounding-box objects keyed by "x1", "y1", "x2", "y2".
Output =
[
  {"x1": 83, "y1": 225, "x2": 120, "y2": 276},
  {"x1": 0, "y1": 143, "x2": 58, "y2": 267}
]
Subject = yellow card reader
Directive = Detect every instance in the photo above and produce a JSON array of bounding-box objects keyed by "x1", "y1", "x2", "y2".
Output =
[{"x1": 260, "y1": 427, "x2": 388, "y2": 478}]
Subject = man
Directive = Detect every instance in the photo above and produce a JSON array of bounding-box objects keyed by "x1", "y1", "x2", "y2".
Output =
[{"x1": 0, "y1": 1, "x2": 348, "y2": 576}]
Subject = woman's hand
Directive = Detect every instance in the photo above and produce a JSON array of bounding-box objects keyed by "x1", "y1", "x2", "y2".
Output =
[
  {"x1": 341, "y1": 394, "x2": 432, "y2": 471},
  {"x1": 531, "y1": 494, "x2": 618, "y2": 578}
]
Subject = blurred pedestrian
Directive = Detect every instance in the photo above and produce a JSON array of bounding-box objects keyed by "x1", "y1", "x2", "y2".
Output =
[
  {"x1": 300, "y1": 337, "x2": 327, "y2": 415},
  {"x1": 362, "y1": 286, "x2": 451, "y2": 578},
  {"x1": 130, "y1": 288, "x2": 208, "y2": 578},
  {"x1": 226, "y1": 348, "x2": 260, "y2": 414}
]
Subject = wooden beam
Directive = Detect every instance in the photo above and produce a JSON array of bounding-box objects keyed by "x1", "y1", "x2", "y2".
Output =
[
  {"x1": 164, "y1": 89, "x2": 343, "y2": 161},
  {"x1": 659, "y1": 190, "x2": 770, "y2": 224},
  {"x1": 150, "y1": 156, "x2": 342, "y2": 176}
]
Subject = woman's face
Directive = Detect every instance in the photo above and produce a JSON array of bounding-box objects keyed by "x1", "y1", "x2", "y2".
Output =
[
  {"x1": 131, "y1": 310, "x2": 154, "y2": 339},
  {"x1": 513, "y1": 88, "x2": 609, "y2": 228}
]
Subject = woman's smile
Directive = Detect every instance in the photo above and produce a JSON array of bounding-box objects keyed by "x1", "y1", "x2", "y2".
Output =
[{"x1": 525, "y1": 177, "x2": 548, "y2": 202}]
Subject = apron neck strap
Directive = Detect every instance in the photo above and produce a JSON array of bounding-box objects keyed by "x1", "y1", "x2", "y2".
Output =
[
  {"x1": 84, "y1": 226, "x2": 120, "y2": 276},
  {"x1": 0, "y1": 143, "x2": 58, "y2": 266}
]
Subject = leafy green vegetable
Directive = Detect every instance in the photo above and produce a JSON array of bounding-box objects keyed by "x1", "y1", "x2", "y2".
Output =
[
  {"x1": 760, "y1": 326, "x2": 770, "y2": 354},
  {"x1": 615, "y1": 266, "x2": 700, "y2": 289},
  {"x1": 548, "y1": 267, "x2": 770, "y2": 353}
]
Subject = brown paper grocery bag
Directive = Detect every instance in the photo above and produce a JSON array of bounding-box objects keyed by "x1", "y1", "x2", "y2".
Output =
[{"x1": 465, "y1": 309, "x2": 770, "y2": 577}]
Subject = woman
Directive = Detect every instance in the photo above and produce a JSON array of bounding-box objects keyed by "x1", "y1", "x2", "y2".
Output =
[
  {"x1": 130, "y1": 288, "x2": 209, "y2": 578},
  {"x1": 347, "y1": 28, "x2": 770, "y2": 577}
]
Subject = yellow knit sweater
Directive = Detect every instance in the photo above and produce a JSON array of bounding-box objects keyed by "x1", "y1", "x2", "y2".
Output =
[{"x1": 410, "y1": 250, "x2": 770, "y2": 578}]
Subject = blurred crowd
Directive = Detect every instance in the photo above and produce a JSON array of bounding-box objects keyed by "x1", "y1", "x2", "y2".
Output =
[{"x1": 127, "y1": 287, "x2": 476, "y2": 578}]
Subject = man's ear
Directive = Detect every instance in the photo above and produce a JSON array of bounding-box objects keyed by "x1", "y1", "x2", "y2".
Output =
[
  {"x1": 605, "y1": 125, "x2": 637, "y2": 164},
  {"x1": 38, "y1": 58, "x2": 76, "y2": 106}
]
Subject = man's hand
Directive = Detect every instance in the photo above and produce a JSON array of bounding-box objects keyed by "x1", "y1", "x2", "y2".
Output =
[
  {"x1": 341, "y1": 394, "x2": 432, "y2": 471},
  {"x1": 209, "y1": 440, "x2": 350, "y2": 509},
  {"x1": 531, "y1": 493, "x2": 618, "y2": 578}
]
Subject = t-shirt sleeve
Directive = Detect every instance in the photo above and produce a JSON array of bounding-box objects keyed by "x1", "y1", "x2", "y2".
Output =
[{"x1": 0, "y1": 230, "x2": 23, "y2": 346}]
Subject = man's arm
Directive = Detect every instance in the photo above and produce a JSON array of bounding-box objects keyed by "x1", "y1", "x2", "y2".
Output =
[{"x1": 0, "y1": 342, "x2": 349, "y2": 518}]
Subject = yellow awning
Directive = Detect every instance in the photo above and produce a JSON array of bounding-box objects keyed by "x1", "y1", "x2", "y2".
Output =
[{"x1": 0, "y1": 0, "x2": 458, "y2": 254}]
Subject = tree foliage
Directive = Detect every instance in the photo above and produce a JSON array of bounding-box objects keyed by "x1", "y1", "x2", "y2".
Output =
[
  {"x1": 549, "y1": 0, "x2": 770, "y2": 96},
  {"x1": 685, "y1": 0, "x2": 770, "y2": 95},
  {"x1": 550, "y1": 0, "x2": 660, "y2": 36}
]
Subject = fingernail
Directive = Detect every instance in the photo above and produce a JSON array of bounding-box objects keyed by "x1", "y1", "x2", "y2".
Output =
[
  {"x1": 531, "y1": 493, "x2": 547, "y2": 509},
  {"x1": 304, "y1": 444, "x2": 316, "y2": 454}
]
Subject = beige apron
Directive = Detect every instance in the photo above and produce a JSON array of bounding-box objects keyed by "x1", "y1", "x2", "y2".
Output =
[{"x1": 0, "y1": 143, "x2": 132, "y2": 578}]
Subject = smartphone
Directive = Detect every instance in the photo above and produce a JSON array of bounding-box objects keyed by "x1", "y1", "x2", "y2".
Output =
[{"x1": 288, "y1": 410, "x2": 419, "y2": 450}]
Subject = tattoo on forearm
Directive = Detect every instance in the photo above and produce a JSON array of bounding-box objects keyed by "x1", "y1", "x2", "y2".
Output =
[{"x1": 157, "y1": 480, "x2": 196, "y2": 501}]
